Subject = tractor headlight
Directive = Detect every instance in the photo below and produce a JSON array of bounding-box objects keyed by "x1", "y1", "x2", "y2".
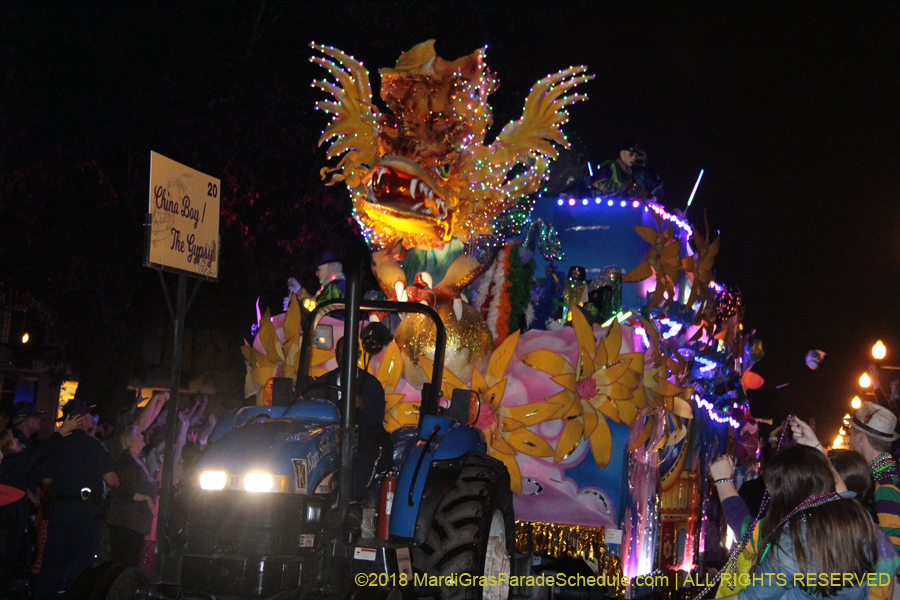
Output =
[
  {"x1": 199, "y1": 471, "x2": 227, "y2": 491},
  {"x1": 244, "y1": 472, "x2": 274, "y2": 493}
]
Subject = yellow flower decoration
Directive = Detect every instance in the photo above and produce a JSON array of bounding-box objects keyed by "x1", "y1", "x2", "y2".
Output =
[
  {"x1": 681, "y1": 216, "x2": 720, "y2": 312},
  {"x1": 623, "y1": 212, "x2": 681, "y2": 309},
  {"x1": 420, "y1": 330, "x2": 557, "y2": 495},
  {"x1": 309, "y1": 346, "x2": 335, "y2": 379},
  {"x1": 376, "y1": 341, "x2": 420, "y2": 432},
  {"x1": 240, "y1": 296, "x2": 335, "y2": 402},
  {"x1": 520, "y1": 310, "x2": 644, "y2": 469},
  {"x1": 629, "y1": 317, "x2": 693, "y2": 451},
  {"x1": 241, "y1": 296, "x2": 303, "y2": 401},
  {"x1": 690, "y1": 300, "x2": 718, "y2": 346}
]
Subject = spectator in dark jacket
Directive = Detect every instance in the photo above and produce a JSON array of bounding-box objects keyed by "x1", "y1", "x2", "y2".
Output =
[{"x1": 106, "y1": 425, "x2": 158, "y2": 567}]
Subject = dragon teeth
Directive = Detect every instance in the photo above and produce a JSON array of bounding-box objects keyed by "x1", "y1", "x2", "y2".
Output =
[{"x1": 410, "y1": 178, "x2": 418, "y2": 200}]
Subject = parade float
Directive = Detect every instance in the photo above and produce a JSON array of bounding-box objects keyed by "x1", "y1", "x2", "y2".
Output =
[{"x1": 240, "y1": 40, "x2": 763, "y2": 596}]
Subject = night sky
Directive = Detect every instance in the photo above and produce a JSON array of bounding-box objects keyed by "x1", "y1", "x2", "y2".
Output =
[{"x1": 1, "y1": 2, "x2": 898, "y2": 442}]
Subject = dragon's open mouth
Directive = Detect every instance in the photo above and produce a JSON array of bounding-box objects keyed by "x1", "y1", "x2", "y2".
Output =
[{"x1": 364, "y1": 157, "x2": 449, "y2": 221}]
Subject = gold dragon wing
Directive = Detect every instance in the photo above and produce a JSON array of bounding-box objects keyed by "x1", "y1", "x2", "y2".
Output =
[
  {"x1": 310, "y1": 43, "x2": 380, "y2": 189},
  {"x1": 475, "y1": 66, "x2": 593, "y2": 200}
]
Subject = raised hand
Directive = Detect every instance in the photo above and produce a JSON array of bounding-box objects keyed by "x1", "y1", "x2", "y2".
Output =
[
  {"x1": 59, "y1": 414, "x2": 86, "y2": 436},
  {"x1": 790, "y1": 416, "x2": 823, "y2": 451},
  {"x1": 709, "y1": 455, "x2": 734, "y2": 481},
  {"x1": 190, "y1": 395, "x2": 208, "y2": 427}
]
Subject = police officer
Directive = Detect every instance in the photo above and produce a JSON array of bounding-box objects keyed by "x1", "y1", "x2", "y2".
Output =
[
  {"x1": 0, "y1": 402, "x2": 80, "y2": 595},
  {"x1": 34, "y1": 400, "x2": 118, "y2": 600}
]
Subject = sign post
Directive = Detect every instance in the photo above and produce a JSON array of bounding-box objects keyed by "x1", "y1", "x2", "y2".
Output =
[{"x1": 144, "y1": 151, "x2": 220, "y2": 584}]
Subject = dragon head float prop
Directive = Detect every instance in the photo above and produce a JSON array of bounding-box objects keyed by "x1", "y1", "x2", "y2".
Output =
[{"x1": 312, "y1": 40, "x2": 592, "y2": 254}]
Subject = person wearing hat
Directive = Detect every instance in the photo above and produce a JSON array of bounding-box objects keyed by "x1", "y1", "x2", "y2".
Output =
[
  {"x1": 314, "y1": 250, "x2": 346, "y2": 304},
  {"x1": 848, "y1": 402, "x2": 900, "y2": 557},
  {"x1": 8, "y1": 401, "x2": 44, "y2": 451},
  {"x1": 592, "y1": 143, "x2": 640, "y2": 199},
  {"x1": 0, "y1": 406, "x2": 83, "y2": 595},
  {"x1": 33, "y1": 399, "x2": 119, "y2": 600},
  {"x1": 792, "y1": 403, "x2": 900, "y2": 556}
]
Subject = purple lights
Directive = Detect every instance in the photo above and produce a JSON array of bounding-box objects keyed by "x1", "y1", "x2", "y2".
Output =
[
  {"x1": 634, "y1": 326, "x2": 651, "y2": 350},
  {"x1": 694, "y1": 356, "x2": 719, "y2": 373},
  {"x1": 659, "y1": 317, "x2": 684, "y2": 340},
  {"x1": 550, "y1": 198, "x2": 693, "y2": 239},
  {"x1": 647, "y1": 202, "x2": 692, "y2": 235},
  {"x1": 694, "y1": 394, "x2": 740, "y2": 428}
]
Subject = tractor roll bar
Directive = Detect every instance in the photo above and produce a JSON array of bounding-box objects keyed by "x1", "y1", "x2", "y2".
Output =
[{"x1": 299, "y1": 298, "x2": 447, "y2": 426}]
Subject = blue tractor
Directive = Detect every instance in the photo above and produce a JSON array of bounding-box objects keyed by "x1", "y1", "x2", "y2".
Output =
[{"x1": 160, "y1": 248, "x2": 515, "y2": 600}]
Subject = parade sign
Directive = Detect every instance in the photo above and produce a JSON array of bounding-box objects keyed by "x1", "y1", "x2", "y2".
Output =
[{"x1": 145, "y1": 151, "x2": 220, "y2": 280}]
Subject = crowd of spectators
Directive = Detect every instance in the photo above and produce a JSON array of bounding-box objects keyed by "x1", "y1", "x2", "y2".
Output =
[
  {"x1": 0, "y1": 390, "x2": 218, "y2": 599},
  {"x1": 708, "y1": 367, "x2": 900, "y2": 600}
]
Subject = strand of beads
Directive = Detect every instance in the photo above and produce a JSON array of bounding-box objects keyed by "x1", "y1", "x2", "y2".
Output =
[
  {"x1": 771, "y1": 492, "x2": 841, "y2": 532},
  {"x1": 691, "y1": 415, "x2": 792, "y2": 600},
  {"x1": 870, "y1": 452, "x2": 896, "y2": 480}
]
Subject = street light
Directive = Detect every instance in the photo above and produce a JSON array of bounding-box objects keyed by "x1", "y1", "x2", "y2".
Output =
[
  {"x1": 860, "y1": 373, "x2": 872, "y2": 388},
  {"x1": 873, "y1": 341, "x2": 887, "y2": 360},
  {"x1": 851, "y1": 396, "x2": 862, "y2": 409}
]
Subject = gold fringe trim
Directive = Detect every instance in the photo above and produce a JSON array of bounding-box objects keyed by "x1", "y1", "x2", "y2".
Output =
[{"x1": 514, "y1": 520, "x2": 624, "y2": 598}]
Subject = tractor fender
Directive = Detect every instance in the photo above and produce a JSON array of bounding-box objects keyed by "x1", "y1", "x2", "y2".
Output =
[
  {"x1": 411, "y1": 456, "x2": 465, "y2": 545},
  {"x1": 389, "y1": 415, "x2": 487, "y2": 539},
  {"x1": 207, "y1": 402, "x2": 337, "y2": 444},
  {"x1": 208, "y1": 405, "x2": 288, "y2": 443}
]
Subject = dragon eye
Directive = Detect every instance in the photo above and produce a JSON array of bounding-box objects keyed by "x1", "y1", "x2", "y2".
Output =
[{"x1": 431, "y1": 164, "x2": 451, "y2": 178}]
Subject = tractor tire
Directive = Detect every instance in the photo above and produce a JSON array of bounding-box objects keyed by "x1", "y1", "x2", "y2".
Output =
[
  {"x1": 68, "y1": 562, "x2": 148, "y2": 600},
  {"x1": 411, "y1": 453, "x2": 514, "y2": 600}
]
